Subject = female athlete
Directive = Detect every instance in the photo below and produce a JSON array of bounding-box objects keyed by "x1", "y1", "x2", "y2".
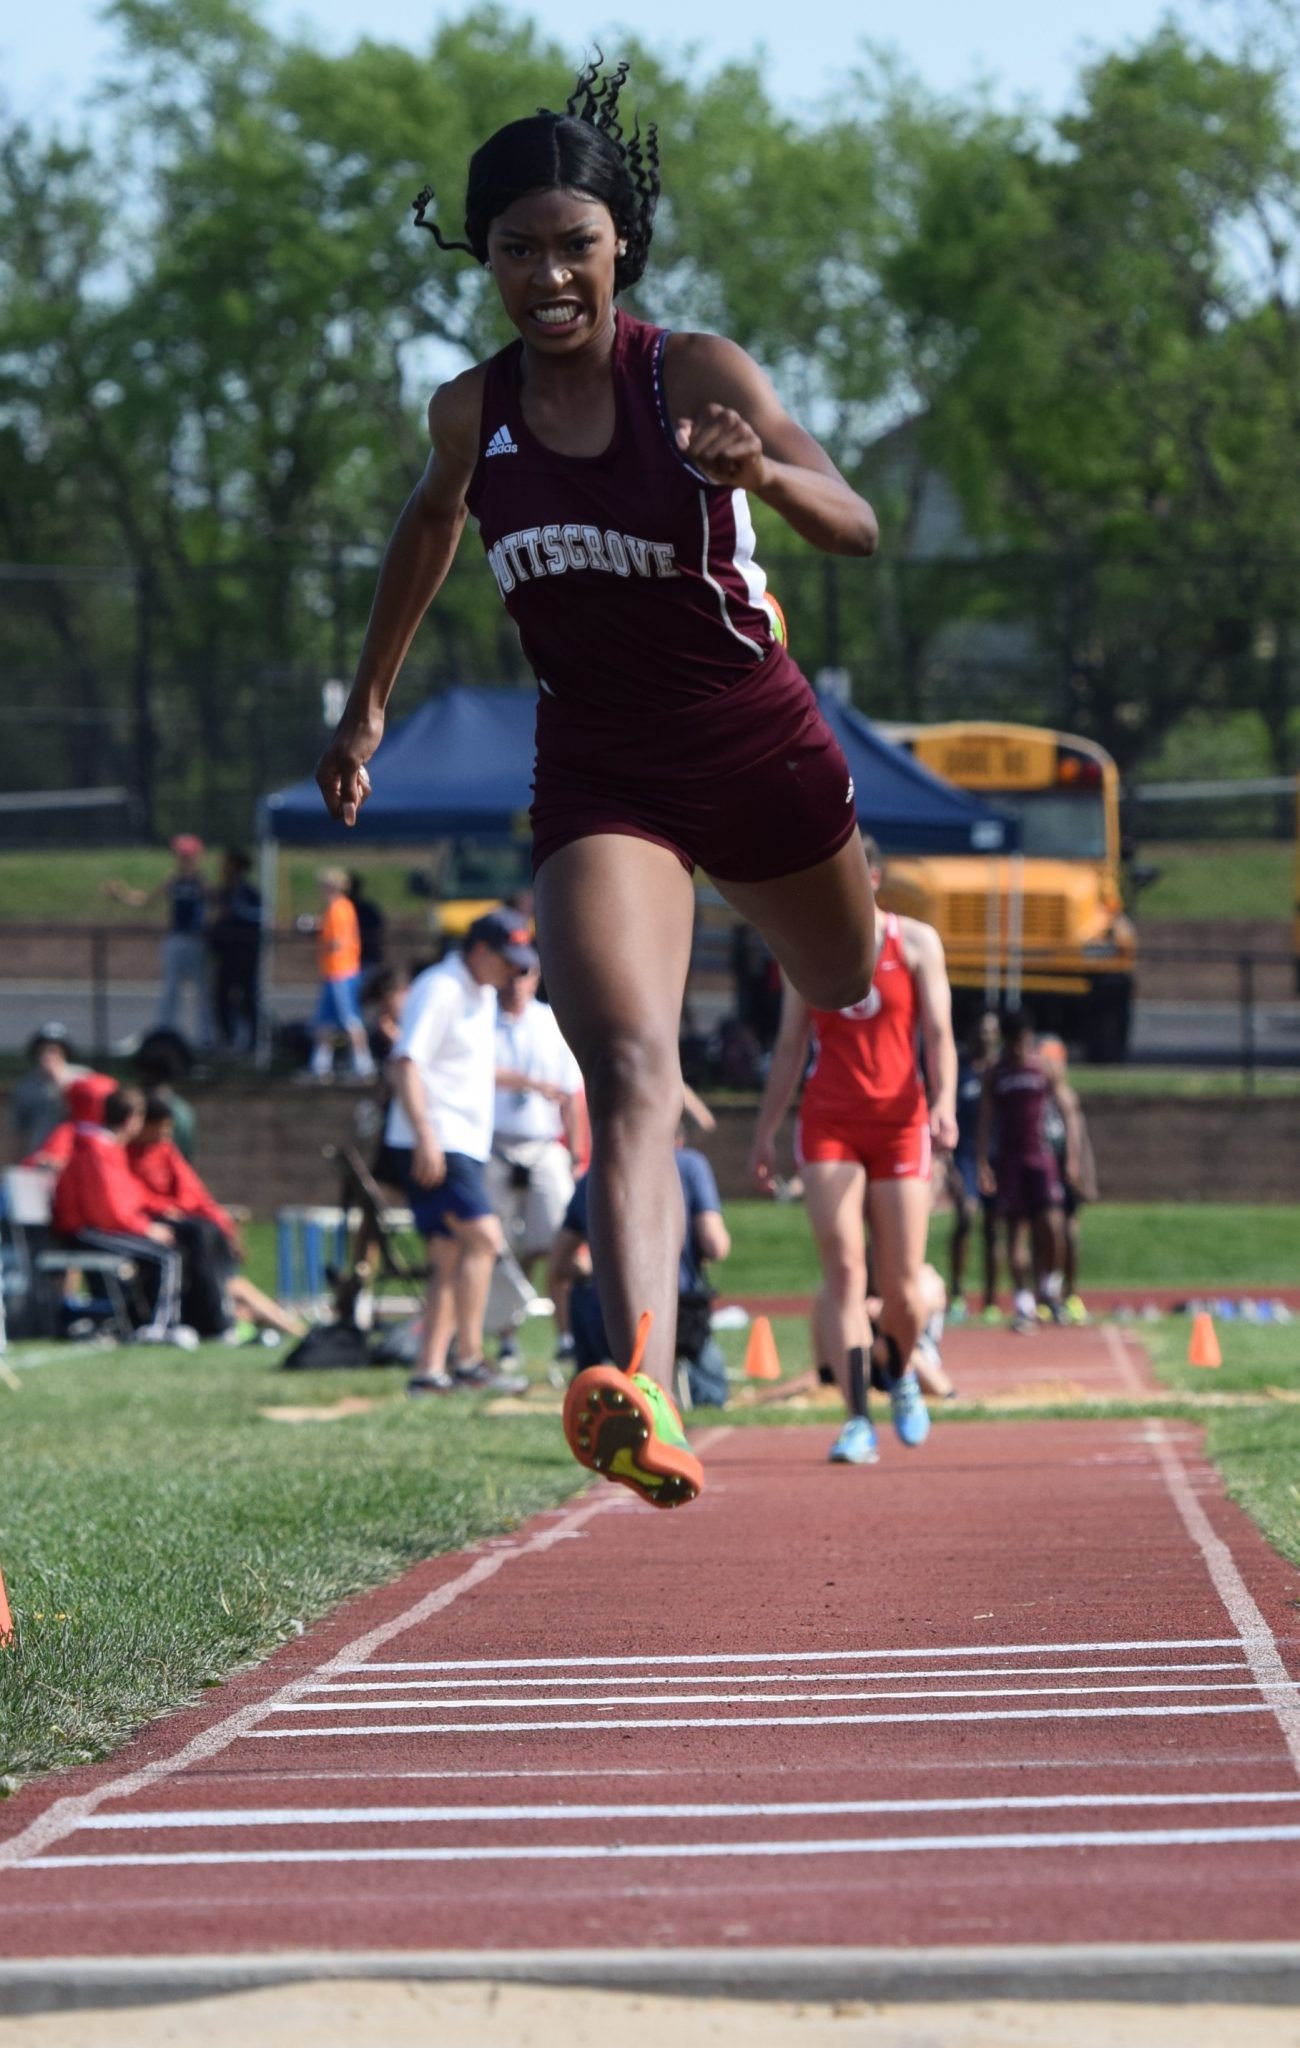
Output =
[
  {"x1": 315, "y1": 59, "x2": 879, "y2": 1508},
  {"x1": 749, "y1": 839, "x2": 958, "y2": 1465}
]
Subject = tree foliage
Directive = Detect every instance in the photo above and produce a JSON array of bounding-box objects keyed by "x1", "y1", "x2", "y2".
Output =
[{"x1": 1, "y1": 3, "x2": 1298, "y2": 830}]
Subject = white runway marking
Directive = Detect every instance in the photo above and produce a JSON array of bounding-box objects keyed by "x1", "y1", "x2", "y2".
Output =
[
  {"x1": 346, "y1": 1638, "x2": 1247, "y2": 1673},
  {"x1": 0, "y1": 1492, "x2": 631, "y2": 1870},
  {"x1": 268, "y1": 1680, "x2": 1288, "y2": 1714},
  {"x1": 77, "y1": 1788, "x2": 1300, "y2": 1831},
  {"x1": 250, "y1": 1701, "x2": 1292, "y2": 1739},
  {"x1": 307, "y1": 1659, "x2": 1250, "y2": 1691},
  {"x1": 1101, "y1": 1322, "x2": 1148, "y2": 1395},
  {"x1": 19, "y1": 1822, "x2": 1300, "y2": 1871},
  {"x1": 1146, "y1": 1422, "x2": 1300, "y2": 1775}
]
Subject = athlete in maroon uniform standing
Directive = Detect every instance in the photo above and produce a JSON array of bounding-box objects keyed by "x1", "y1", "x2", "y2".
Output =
[
  {"x1": 315, "y1": 59, "x2": 879, "y2": 1508},
  {"x1": 977, "y1": 1011, "x2": 1071, "y2": 1328}
]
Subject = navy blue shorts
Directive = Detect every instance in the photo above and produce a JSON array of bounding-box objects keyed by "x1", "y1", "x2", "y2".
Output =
[{"x1": 406, "y1": 1152, "x2": 494, "y2": 1240}]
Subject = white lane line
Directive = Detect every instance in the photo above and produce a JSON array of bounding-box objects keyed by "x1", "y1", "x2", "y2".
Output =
[
  {"x1": 305, "y1": 1659, "x2": 1250, "y2": 1691},
  {"x1": 1101, "y1": 1322, "x2": 1148, "y2": 1395},
  {"x1": 77, "y1": 1789, "x2": 1300, "y2": 1830},
  {"x1": 0, "y1": 1491, "x2": 630, "y2": 1870},
  {"x1": 1145, "y1": 1421, "x2": 1300, "y2": 1775},
  {"x1": 268, "y1": 1680, "x2": 1288, "y2": 1714},
  {"x1": 19, "y1": 1822, "x2": 1300, "y2": 1870},
  {"x1": 345, "y1": 1638, "x2": 1246, "y2": 1672},
  {"x1": 250, "y1": 1702, "x2": 1289, "y2": 1738}
]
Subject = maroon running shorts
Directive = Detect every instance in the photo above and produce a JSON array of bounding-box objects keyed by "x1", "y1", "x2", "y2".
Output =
[
  {"x1": 530, "y1": 651, "x2": 860, "y2": 883},
  {"x1": 997, "y1": 1159, "x2": 1066, "y2": 1217}
]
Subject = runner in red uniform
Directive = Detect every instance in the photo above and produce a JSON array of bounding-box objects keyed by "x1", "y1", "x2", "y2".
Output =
[
  {"x1": 315, "y1": 59, "x2": 880, "y2": 1508},
  {"x1": 750, "y1": 840, "x2": 958, "y2": 1465}
]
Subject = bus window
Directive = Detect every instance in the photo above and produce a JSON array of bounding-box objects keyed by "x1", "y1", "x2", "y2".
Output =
[{"x1": 978, "y1": 789, "x2": 1108, "y2": 862}]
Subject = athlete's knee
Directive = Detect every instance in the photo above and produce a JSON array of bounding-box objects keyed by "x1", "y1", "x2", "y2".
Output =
[
  {"x1": 794, "y1": 950, "x2": 875, "y2": 1013},
  {"x1": 880, "y1": 1270, "x2": 925, "y2": 1335},
  {"x1": 582, "y1": 1030, "x2": 682, "y2": 1131},
  {"x1": 819, "y1": 1242, "x2": 867, "y2": 1302}
]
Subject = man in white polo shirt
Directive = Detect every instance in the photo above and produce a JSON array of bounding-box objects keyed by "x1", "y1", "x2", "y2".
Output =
[
  {"x1": 489, "y1": 964, "x2": 588, "y2": 1347},
  {"x1": 389, "y1": 909, "x2": 536, "y2": 1394}
]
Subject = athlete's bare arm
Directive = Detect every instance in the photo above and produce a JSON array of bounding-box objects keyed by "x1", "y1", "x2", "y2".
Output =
[
  {"x1": 902, "y1": 918, "x2": 959, "y2": 1149},
  {"x1": 664, "y1": 333, "x2": 878, "y2": 557},
  {"x1": 316, "y1": 368, "x2": 485, "y2": 825},
  {"x1": 749, "y1": 971, "x2": 812, "y2": 1192}
]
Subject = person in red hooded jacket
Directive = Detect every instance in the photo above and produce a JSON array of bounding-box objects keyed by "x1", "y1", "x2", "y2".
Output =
[
  {"x1": 22, "y1": 1071, "x2": 119, "y2": 1172},
  {"x1": 51, "y1": 1083, "x2": 185, "y2": 1340},
  {"x1": 127, "y1": 1098, "x2": 304, "y2": 1339}
]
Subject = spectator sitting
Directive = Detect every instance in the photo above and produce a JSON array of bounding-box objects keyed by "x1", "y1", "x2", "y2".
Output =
[
  {"x1": 128, "y1": 1097, "x2": 304, "y2": 1340},
  {"x1": 552, "y1": 1126, "x2": 732, "y2": 1408},
  {"x1": 22, "y1": 1072, "x2": 118, "y2": 1172},
  {"x1": 133, "y1": 1031, "x2": 198, "y2": 1163},
  {"x1": 9, "y1": 1024, "x2": 90, "y2": 1160},
  {"x1": 51, "y1": 1084, "x2": 189, "y2": 1344}
]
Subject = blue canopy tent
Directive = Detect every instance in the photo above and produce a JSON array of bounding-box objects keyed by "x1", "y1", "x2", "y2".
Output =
[
  {"x1": 261, "y1": 685, "x2": 1017, "y2": 854},
  {"x1": 255, "y1": 685, "x2": 1016, "y2": 1058},
  {"x1": 817, "y1": 697, "x2": 1018, "y2": 856}
]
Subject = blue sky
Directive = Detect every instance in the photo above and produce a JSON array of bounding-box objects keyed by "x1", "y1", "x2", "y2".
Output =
[{"x1": 7, "y1": 0, "x2": 1203, "y2": 125}]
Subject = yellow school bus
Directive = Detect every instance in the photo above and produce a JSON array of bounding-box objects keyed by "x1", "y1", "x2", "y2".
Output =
[{"x1": 877, "y1": 721, "x2": 1137, "y2": 1061}]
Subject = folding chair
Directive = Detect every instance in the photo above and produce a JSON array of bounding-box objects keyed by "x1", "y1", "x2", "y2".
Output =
[{"x1": 0, "y1": 1168, "x2": 137, "y2": 1340}]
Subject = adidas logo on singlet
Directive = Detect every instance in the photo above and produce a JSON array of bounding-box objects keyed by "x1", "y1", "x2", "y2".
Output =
[{"x1": 485, "y1": 425, "x2": 518, "y2": 457}]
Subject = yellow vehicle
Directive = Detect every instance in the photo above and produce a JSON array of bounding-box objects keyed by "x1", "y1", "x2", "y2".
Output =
[{"x1": 877, "y1": 721, "x2": 1137, "y2": 1061}]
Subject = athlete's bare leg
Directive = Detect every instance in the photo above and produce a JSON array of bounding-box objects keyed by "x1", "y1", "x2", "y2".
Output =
[
  {"x1": 534, "y1": 835, "x2": 695, "y2": 1392},
  {"x1": 865, "y1": 1175, "x2": 930, "y2": 1375},
  {"x1": 713, "y1": 833, "x2": 876, "y2": 1012},
  {"x1": 802, "y1": 1159, "x2": 872, "y2": 1405},
  {"x1": 413, "y1": 1234, "x2": 460, "y2": 1383},
  {"x1": 451, "y1": 1211, "x2": 504, "y2": 1361}
]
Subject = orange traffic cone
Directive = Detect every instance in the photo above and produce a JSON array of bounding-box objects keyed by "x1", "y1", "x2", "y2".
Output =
[
  {"x1": 0, "y1": 1564, "x2": 13, "y2": 1647},
  {"x1": 1188, "y1": 1311, "x2": 1222, "y2": 1370},
  {"x1": 744, "y1": 1314, "x2": 782, "y2": 1381}
]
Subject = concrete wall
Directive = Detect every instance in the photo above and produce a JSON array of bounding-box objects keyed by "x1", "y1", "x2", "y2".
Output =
[{"x1": 5, "y1": 1084, "x2": 1296, "y2": 1213}]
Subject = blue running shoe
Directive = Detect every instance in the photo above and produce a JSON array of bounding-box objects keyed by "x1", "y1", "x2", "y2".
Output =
[
  {"x1": 887, "y1": 1369, "x2": 931, "y2": 1447},
  {"x1": 828, "y1": 1415, "x2": 879, "y2": 1465}
]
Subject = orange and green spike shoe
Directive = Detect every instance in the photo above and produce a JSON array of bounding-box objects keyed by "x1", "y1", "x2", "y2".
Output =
[{"x1": 562, "y1": 1311, "x2": 704, "y2": 1510}]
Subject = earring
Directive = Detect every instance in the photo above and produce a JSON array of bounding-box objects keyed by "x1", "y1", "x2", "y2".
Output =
[{"x1": 616, "y1": 240, "x2": 627, "y2": 256}]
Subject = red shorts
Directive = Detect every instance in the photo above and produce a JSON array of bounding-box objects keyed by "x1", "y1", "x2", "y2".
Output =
[
  {"x1": 796, "y1": 1107, "x2": 933, "y2": 1182},
  {"x1": 530, "y1": 648, "x2": 858, "y2": 883}
]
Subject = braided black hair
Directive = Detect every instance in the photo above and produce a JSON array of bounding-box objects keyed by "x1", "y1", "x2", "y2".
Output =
[{"x1": 413, "y1": 54, "x2": 659, "y2": 294}]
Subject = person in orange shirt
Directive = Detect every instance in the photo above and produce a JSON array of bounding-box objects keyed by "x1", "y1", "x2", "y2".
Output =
[{"x1": 305, "y1": 867, "x2": 376, "y2": 1083}]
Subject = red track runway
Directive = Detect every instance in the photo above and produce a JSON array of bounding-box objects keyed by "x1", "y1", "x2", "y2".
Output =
[{"x1": 2, "y1": 1413, "x2": 1299, "y2": 1989}]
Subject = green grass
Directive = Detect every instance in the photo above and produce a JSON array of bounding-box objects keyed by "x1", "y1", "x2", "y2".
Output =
[
  {"x1": 0, "y1": 847, "x2": 434, "y2": 928},
  {"x1": 1142, "y1": 1319, "x2": 1300, "y2": 1572},
  {"x1": 0, "y1": 1340, "x2": 580, "y2": 1785},
  {"x1": 236, "y1": 1197, "x2": 1300, "y2": 1311},
  {"x1": 1065, "y1": 1068, "x2": 1300, "y2": 1098},
  {"x1": 1134, "y1": 838, "x2": 1294, "y2": 923},
  {"x1": 1, "y1": 838, "x2": 1294, "y2": 929}
]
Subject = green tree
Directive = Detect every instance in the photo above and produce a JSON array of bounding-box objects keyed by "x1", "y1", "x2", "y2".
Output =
[{"x1": 880, "y1": 27, "x2": 1300, "y2": 769}]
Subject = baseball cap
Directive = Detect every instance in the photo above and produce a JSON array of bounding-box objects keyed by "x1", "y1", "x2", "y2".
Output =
[
  {"x1": 465, "y1": 908, "x2": 539, "y2": 971},
  {"x1": 171, "y1": 833, "x2": 204, "y2": 859}
]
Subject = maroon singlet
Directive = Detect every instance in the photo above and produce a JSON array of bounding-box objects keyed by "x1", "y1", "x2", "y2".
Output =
[{"x1": 465, "y1": 311, "x2": 858, "y2": 881}]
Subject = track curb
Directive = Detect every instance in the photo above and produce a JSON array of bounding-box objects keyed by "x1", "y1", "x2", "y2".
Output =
[{"x1": 3, "y1": 1944, "x2": 1300, "y2": 2014}]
